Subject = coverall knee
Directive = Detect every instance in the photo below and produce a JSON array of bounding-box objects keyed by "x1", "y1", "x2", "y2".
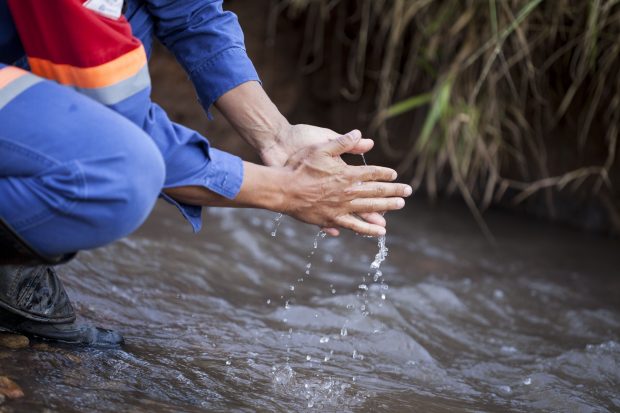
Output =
[{"x1": 0, "y1": 66, "x2": 165, "y2": 257}]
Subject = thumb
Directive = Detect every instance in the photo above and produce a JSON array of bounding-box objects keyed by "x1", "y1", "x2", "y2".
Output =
[{"x1": 321, "y1": 129, "x2": 362, "y2": 157}]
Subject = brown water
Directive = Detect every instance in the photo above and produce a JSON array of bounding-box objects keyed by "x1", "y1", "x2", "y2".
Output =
[{"x1": 1, "y1": 201, "x2": 619, "y2": 412}]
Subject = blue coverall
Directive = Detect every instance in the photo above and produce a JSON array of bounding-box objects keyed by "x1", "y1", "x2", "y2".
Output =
[{"x1": 0, "y1": 0, "x2": 260, "y2": 257}]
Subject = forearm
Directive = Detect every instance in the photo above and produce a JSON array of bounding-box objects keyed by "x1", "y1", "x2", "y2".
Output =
[
  {"x1": 163, "y1": 161, "x2": 286, "y2": 211},
  {"x1": 214, "y1": 81, "x2": 289, "y2": 155}
]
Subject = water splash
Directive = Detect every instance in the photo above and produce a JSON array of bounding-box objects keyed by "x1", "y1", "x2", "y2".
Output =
[
  {"x1": 271, "y1": 366, "x2": 366, "y2": 410},
  {"x1": 272, "y1": 364, "x2": 295, "y2": 386}
]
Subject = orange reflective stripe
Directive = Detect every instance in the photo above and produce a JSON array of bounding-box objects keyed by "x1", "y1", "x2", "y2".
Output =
[
  {"x1": 28, "y1": 45, "x2": 147, "y2": 89},
  {"x1": 0, "y1": 67, "x2": 28, "y2": 88}
]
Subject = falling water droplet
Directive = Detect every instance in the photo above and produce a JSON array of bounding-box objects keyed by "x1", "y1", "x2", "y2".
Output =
[
  {"x1": 340, "y1": 327, "x2": 348, "y2": 337},
  {"x1": 373, "y1": 270, "x2": 383, "y2": 282},
  {"x1": 306, "y1": 355, "x2": 311, "y2": 361},
  {"x1": 271, "y1": 213, "x2": 283, "y2": 237}
]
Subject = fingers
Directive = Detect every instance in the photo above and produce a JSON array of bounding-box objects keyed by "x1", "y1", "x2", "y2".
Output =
[
  {"x1": 321, "y1": 130, "x2": 362, "y2": 157},
  {"x1": 346, "y1": 182, "x2": 412, "y2": 198},
  {"x1": 353, "y1": 165, "x2": 398, "y2": 182},
  {"x1": 323, "y1": 129, "x2": 372, "y2": 155},
  {"x1": 335, "y1": 215, "x2": 386, "y2": 237},
  {"x1": 347, "y1": 138, "x2": 374, "y2": 155},
  {"x1": 357, "y1": 212, "x2": 386, "y2": 227},
  {"x1": 321, "y1": 227, "x2": 340, "y2": 236},
  {"x1": 323, "y1": 214, "x2": 385, "y2": 237},
  {"x1": 350, "y1": 197, "x2": 405, "y2": 213}
]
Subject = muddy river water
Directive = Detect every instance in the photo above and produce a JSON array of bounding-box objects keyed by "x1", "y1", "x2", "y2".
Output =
[{"x1": 1, "y1": 200, "x2": 619, "y2": 412}]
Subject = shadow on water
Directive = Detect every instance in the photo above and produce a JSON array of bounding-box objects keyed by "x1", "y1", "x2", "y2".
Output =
[{"x1": 1, "y1": 200, "x2": 620, "y2": 412}]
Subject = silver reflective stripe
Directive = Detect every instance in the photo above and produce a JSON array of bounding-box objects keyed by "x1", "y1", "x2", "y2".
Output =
[
  {"x1": 0, "y1": 74, "x2": 43, "y2": 110},
  {"x1": 75, "y1": 64, "x2": 151, "y2": 106}
]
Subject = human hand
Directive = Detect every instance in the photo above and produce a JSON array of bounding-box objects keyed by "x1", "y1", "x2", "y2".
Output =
[
  {"x1": 260, "y1": 123, "x2": 373, "y2": 168},
  {"x1": 281, "y1": 130, "x2": 412, "y2": 237},
  {"x1": 214, "y1": 83, "x2": 394, "y2": 234},
  {"x1": 215, "y1": 82, "x2": 373, "y2": 168},
  {"x1": 265, "y1": 124, "x2": 389, "y2": 235}
]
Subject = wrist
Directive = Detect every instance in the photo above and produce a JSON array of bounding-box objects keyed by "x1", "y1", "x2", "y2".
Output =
[
  {"x1": 258, "y1": 122, "x2": 295, "y2": 167},
  {"x1": 253, "y1": 114, "x2": 290, "y2": 154},
  {"x1": 237, "y1": 162, "x2": 291, "y2": 212}
]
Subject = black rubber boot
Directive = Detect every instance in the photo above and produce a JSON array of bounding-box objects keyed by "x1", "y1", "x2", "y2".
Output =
[
  {"x1": 0, "y1": 265, "x2": 124, "y2": 347},
  {"x1": 0, "y1": 306, "x2": 123, "y2": 347},
  {"x1": 0, "y1": 219, "x2": 123, "y2": 347}
]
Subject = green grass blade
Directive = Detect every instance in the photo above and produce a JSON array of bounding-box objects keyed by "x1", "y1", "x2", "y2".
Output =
[
  {"x1": 416, "y1": 77, "x2": 453, "y2": 151},
  {"x1": 385, "y1": 92, "x2": 433, "y2": 118}
]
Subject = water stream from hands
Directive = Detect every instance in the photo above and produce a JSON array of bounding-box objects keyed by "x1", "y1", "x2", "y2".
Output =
[
  {"x1": 267, "y1": 153, "x2": 392, "y2": 408},
  {"x1": 270, "y1": 218, "x2": 356, "y2": 408}
]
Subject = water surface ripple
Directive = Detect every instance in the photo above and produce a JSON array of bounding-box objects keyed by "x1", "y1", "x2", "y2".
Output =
[{"x1": 1, "y1": 202, "x2": 619, "y2": 412}]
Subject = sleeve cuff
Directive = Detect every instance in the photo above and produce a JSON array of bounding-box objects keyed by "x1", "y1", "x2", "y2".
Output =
[
  {"x1": 161, "y1": 148, "x2": 244, "y2": 233},
  {"x1": 159, "y1": 192, "x2": 204, "y2": 232},
  {"x1": 188, "y1": 47, "x2": 260, "y2": 114},
  {"x1": 203, "y1": 148, "x2": 244, "y2": 200}
]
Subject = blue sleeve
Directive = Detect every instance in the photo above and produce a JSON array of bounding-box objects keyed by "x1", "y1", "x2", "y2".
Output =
[
  {"x1": 111, "y1": 90, "x2": 244, "y2": 233},
  {"x1": 144, "y1": 0, "x2": 260, "y2": 113}
]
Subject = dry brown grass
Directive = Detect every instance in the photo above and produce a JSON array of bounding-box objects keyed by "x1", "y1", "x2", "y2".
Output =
[{"x1": 271, "y1": 0, "x2": 620, "y2": 234}]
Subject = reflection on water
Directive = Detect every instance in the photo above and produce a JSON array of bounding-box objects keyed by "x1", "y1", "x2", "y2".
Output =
[{"x1": 1, "y1": 201, "x2": 619, "y2": 412}]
